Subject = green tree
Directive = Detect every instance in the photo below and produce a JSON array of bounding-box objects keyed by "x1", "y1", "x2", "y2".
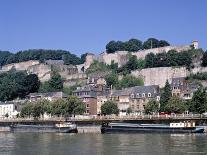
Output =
[
  {"x1": 101, "y1": 101, "x2": 119, "y2": 115},
  {"x1": 105, "y1": 72, "x2": 118, "y2": 88},
  {"x1": 190, "y1": 87, "x2": 207, "y2": 114},
  {"x1": 143, "y1": 38, "x2": 159, "y2": 49},
  {"x1": 126, "y1": 107, "x2": 132, "y2": 115},
  {"x1": 125, "y1": 39, "x2": 142, "y2": 51},
  {"x1": 145, "y1": 100, "x2": 160, "y2": 114},
  {"x1": 158, "y1": 40, "x2": 170, "y2": 47},
  {"x1": 0, "y1": 71, "x2": 40, "y2": 101},
  {"x1": 145, "y1": 53, "x2": 155, "y2": 68},
  {"x1": 165, "y1": 96, "x2": 187, "y2": 113},
  {"x1": 202, "y1": 51, "x2": 207, "y2": 67},
  {"x1": 20, "y1": 103, "x2": 34, "y2": 118},
  {"x1": 0, "y1": 51, "x2": 13, "y2": 66},
  {"x1": 66, "y1": 96, "x2": 86, "y2": 116},
  {"x1": 86, "y1": 60, "x2": 110, "y2": 74},
  {"x1": 160, "y1": 80, "x2": 171, "y2": 112},
  {"x1": 48, "y1": 73, "x2": 63, "y2": 91},
  {"x1": 117, "y1": 75, "x2": 144, "y2": 89}
]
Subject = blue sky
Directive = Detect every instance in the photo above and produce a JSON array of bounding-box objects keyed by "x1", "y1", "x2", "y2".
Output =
[{"x1": 0, "y1": 0, "x2": 206, "y2": 56}]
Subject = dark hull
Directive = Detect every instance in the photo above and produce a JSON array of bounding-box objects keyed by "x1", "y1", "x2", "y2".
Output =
[
  {"x1": 101, "y1": 126, "x2": 204, "y2": 134},
  {"x1": 10, "y1": 125, "x2": 78, "y2": 133}
]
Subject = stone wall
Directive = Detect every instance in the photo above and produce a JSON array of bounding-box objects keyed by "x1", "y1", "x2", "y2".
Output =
[
  {"x1": 2, "y1": 60, "x2": 40, "y2": 71},
  {"x1": 131, "y1": 45, "x2": 191, "y2": 59},
  {"x1": 131, "y1": 67, "x2": 207, "y2": 87},
  {"x1": 98, "y1": 51, "x2": 128, "y2": 67},
  {"x1": 27, "y1": 64, "x2": 51, "y2": 82}
]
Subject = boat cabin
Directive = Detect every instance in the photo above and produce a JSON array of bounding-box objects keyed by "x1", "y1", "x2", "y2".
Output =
[{"x1": 170, "y1": 121, "x2": 195, "y2": 128}]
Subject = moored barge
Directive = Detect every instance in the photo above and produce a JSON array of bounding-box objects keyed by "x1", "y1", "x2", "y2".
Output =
[
  {"x1": 10, "y1": 122, "x2": 78, "y2": 133},
  {"x1": 101, "y1": 121, "x2": 204, "y2": 134}
]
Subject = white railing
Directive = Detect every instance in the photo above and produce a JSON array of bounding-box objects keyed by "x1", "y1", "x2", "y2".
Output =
[{"x1": 0, "y1": 114, "x2": 203, "y2": 122}]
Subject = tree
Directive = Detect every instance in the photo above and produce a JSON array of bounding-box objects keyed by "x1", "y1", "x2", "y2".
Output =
[
  {"x1": 143, "y1": 38, "x2": 159, "y2": 49},
  {"x1": 20, "y1": 103, "x2": 34, "y2": 118},
  {"x1": 48, "y1": 72, "x2": 63, "y2": 91},
  {"x1": 66, "y1": 96, "x2": 86, "y2": 116},
  {"x1": 25, "y1": 74, "x2": 40, "y2": 93},
  {"x1": 145, "y1": 100, "x2": 160, "y2": 114},
  {"x1": 117, "y1": 75, "x2": 144, "y2": 89},
  {"x1": 160, "y1": 80, "x2": 171, "y2": 112},
  {"x1": 101, "y1": 101, "x2": 119, "y2": 115},
  {"x1": 125, "y1": 39, "x2": 142, "y2": 51},
  {"x1": 158, "y1": 40, "x2": 170, "y2": 47},
  {"x1": 190, "y1": 87, "x2": 207, "y2": 114},
  {"x1": 165, "y1": 96, "x2": 187, "y2": 113},
  {"x1": 0, "y1": 51, "x2": 13, "y2": 66},
  {"x1": 5, "y1": 49, "x2": 82, "y2": 65},
  {"x1": 106, "y1": 41, "x2": 119, "y2": 53},
  {"x1": 105, "y1": 72, "x2": 118, "y2": 88},
  {"x1": 86, "y1": 60, "x2": 110, "y2": 74},
  {"x1": 0, "y1": 71, "x2": 40, "y2": 101},
  {"x1": 126, "y1": 107, "x2": 132, "y2": 115},
  {"x1": 202, "y1": 51, "x2": 207, "y2": 67},
  {"x1": 145, "y1": 53, "x2": 156, "y2": 68}
]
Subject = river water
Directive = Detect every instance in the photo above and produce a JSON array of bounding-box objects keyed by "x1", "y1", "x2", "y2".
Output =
[{"x1": 0, "y1": 132, "x2": 207, "y2": 155}]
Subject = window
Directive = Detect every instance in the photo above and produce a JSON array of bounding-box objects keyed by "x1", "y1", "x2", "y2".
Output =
[
  {"x1": 131, "y1": 93, "x2": 134, "y2": 98},
  {"x1": 136, "y1": 93, "x2": 140, "y2": 98},
  {"x1": 142, "y1": 93, "x2": 145, "y2": 97},
  {"x1": 148, "y1": 93, "x2": 151, "y2": 97},
  {"x1": 86, "y1": 104, "x2": 89, "y2": 108}
]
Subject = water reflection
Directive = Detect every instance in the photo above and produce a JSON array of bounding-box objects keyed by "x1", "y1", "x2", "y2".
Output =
[{"x1": 0, "y1": 133, "x2": 206, "y2": 155}]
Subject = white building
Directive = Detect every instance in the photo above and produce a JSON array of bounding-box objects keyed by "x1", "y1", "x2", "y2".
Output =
[{"x1": 0, "y1": 102, "x2": 19, "y2": 118}]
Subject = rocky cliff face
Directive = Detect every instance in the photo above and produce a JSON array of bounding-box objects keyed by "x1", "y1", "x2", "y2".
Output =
[{"x1": 131, "y1": 67, "x2": 207, "y2": 87}]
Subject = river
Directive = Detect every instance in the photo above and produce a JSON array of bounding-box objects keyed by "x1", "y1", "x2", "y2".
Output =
[{"x1": 0, "y1": 132, "x2": 207, "y2": 155}]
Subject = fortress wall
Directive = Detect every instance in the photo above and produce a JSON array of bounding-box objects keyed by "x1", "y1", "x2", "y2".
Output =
[
  {"x1": 131, "y1": 45, "x2": 191, "y2": 59},
  {"x1": 2, "y1": 60, "x2": 40, "y2": 71},
  {"x1": 27, "y1": 64, "x2": 51, "y2": 82},
  {"x1": 131, "y1": 67, "x2": 207, "y2": 87}
]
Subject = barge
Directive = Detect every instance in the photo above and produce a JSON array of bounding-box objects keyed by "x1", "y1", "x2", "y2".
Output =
[
  {"x1": 10, "y1": 122, "x2": 78, "y2": 133},
  {"x1": 101, "y1": 122, "x2": 204, "y2": 134}
]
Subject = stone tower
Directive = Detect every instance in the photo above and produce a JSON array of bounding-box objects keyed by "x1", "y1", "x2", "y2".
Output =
[{"x1": 192, "y1": 41, "x2": 199, "y2": 49}]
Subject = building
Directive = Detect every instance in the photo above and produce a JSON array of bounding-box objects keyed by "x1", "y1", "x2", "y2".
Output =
[
  {"x1": 27, "y1": 92, "x2": 68, "y2": 102},
  {"x1": 0, "y1": 102, "x2": 19, "y2": 118},
  {"x1": 73, "y1": 85, "x2": 110, "y2": 115},
  {"x1": 111, "y1": 85, "x2": 160, "y2": 115},
  {"x1": 171, "y1": 77, "x2": 199, "y2": 100}
]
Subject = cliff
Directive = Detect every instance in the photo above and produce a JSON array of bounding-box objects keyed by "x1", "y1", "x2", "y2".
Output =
[{"x1": 131, "y1": 67, "x2": 207, "y2": 87}]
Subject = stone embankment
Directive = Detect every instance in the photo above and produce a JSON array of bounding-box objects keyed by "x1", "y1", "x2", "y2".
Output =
[{"x1": 77, "y1": 125, "x2": 101, "y2": 133}]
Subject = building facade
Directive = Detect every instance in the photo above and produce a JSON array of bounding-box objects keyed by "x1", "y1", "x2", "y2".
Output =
[{"x1": 111, "y1": 85, "x2": 160, "y2": 115}]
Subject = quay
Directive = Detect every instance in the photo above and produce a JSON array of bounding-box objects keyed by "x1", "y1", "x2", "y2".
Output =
[{"x1": 0, "y1": 114, "x2": 207, "y2": 125}]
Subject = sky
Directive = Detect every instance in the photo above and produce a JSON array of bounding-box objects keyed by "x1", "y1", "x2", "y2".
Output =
[{"x1": 0, "y1": 0, "x2": 206, "y2": 56}]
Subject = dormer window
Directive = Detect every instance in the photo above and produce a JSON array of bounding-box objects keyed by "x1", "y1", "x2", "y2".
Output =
[
  {"x1": 131, "y1": 93, "x2": 134, "y2": 98},
  {"x1": 148, "y1": 93, "x2": 151, "y2": 97},
  {"x1": 136, "y1": 93, "x2": 140, "y2": 98},
  {"x1": 142, "y1": 93, "x2": 145, "y2": 97}
]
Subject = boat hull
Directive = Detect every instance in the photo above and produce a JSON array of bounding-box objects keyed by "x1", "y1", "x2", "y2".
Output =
[
  {"x1": 101, "y1": 125, "x2": 204, "y2": 134},
  {"x1": 10, "y1": 125, "x2": 78, "y2": 133}
]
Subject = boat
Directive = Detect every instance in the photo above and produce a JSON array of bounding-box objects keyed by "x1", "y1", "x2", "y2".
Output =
[
  {"x1": 101, "y1": 121, "x2": 204, "y2": 134},
  {"x1": 10, "y1": 122, "x2": 78, "y2": 133}
]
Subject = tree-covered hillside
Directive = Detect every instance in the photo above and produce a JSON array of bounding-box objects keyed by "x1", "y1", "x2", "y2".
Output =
[{"x1": 0, "y1": 49, "x2": 82, "y2": 66}]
